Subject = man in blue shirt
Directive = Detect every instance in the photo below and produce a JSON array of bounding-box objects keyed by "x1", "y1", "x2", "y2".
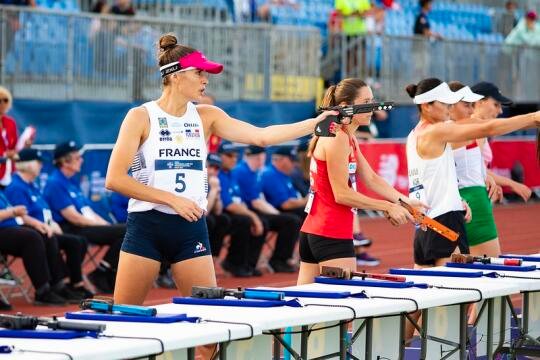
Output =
[
  {"x1": 0, "y1": 189, "x2": 71, "y2": 307},
  {"x1": 413, "y1": 0, "x2": 441, "y2": 38},
  {"x1": 43, "y1": 141, "x2": 125, "y2": 294},
  {"x1": 261, "y1": 146, "x2": 308, "y2": 219},
  {"x1": 233, "y1": 145, "x2": 300, "y2": 273},
  {"x1": 218, "y1": 142, "x2": 264, "y2": 277},
  {"x1": 6, "y1": 148, "x2": 93, "y2": 300}
]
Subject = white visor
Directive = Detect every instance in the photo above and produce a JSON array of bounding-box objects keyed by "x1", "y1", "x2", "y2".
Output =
[
  {"x1": 413, "y1": 82, "x2": 463, "y2": 105},
  {"x1": 454, "y1": 86, "x2": 484, "y2": 103}
]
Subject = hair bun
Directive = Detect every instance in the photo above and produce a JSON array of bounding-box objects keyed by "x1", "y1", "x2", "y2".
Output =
[
  {"x1": 159, "y1": 33, "x2": 178, "y2": 52},
  {"x1": 405, "y1": 84, "x2": 418, "y2": 98}
]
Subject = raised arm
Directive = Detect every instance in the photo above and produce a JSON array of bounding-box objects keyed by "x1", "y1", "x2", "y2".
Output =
[
  {"x1": 199, "y1": 104, "x2": 336, "y2": 147},
  {"x1": 105, "y1": 107, "x2": 203, "y2": 222},
  {"x1": 426, "y1": 111, "x2": 539, "y2": 144}
]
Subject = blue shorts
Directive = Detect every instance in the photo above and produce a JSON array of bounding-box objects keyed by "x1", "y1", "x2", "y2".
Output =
[{"x1": 122, "y1": 210, "x2": 211, "y2": 263}]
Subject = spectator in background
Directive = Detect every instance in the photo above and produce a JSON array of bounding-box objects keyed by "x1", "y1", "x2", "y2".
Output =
[
  {"x1": 0, "y1": 86, "x2": 20, "y2": 187},
  {"x1": 413, "y1": 0, "x2": 441, "y2": 39},
  {"x1": 218, "y1": 142, "x2": 265, "y2": 277},
  {"x1": 233, "y1": 145, "x2": 301, "y2": 273},
  {"x1": 0, "y1": 194, "x2": 67, "y2": 307},
  {"x1": 257, "y1": 0, "x2": 299, "y2": 22},
  {"x1": 205, "y1": 153, "x2": 231, "y2": 262},
  {"x1": 505, "y1": 10, "x2": 540, "y2": 47},
  {"x1": 43, "y1": 141, "x2": 125, "y2": 294},
  {"x1": 261, "y1": 146, "x2": 308, "y2": 219},
  {"x1": 0, "y1": 0, "x2": 35, "y2": 53},
  {"x1": 499, "y1": 1, "x2": 519, "y2": 37},
  {"x1": 111, "y1": 0, "x2": 135, "y2": 16},
  {"x1": 110, "y1": 192, "x2": 129, "y2": 223},
  {"x1": 334, "y1": 0, "x2": 372, "y2": 37},
  {"x1": 5, "y1": 149, "x2": 93, "y2": 300}
]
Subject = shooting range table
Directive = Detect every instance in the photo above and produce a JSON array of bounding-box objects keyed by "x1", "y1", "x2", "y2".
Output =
[{"x1": 0, "y1": 310, "x2": 256, "y2": 360}]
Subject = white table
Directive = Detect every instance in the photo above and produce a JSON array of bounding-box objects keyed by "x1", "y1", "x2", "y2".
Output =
[
  {"x1": 429, "y1": 264, "x2": 540, "y2": 358},
  {"x1": 0, "y1": 308, "x2": 256, "y2": 360},
  {"x1": 158, "y1": 299, "x2": 353, "y2": 360},
  {"x1": 390, "y1": 268, "x2": 522, "y2": 359}
]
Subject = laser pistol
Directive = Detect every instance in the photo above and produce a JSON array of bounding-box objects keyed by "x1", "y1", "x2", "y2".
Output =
[
  {"x1": 315, "y1": 102, "x2": 394, "y2": 137},
  {"x1": 80, "y1": 299, "x2": 157, "y2": 317},
  {"x1": 0, "y1": 313, "x2": 106, "y2": 333},
  {"x1": 192, "y1": 286, "x2": 285, "y2": 301},
  {"x1": 321, "y1": 266, "x2": 406, "y2": 282},
  {"x1": 451, "y1": 254, "x2": 522, "y2": 266}
]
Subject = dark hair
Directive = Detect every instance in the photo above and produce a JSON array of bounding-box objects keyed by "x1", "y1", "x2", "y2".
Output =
[
  {"x1": 308, "y1": 78, "x2": 368, "y2": 156},
  {"x1": 448, "y1": 81, "x2": 465, "y2": 92},
  {"x1": 158, "y1": 33, "x2": 197, "y2": 86},
  {"x1": 405, "y1": 77, "x2": 442, "y2": 113},
  {"x1": 419, "y1": 0, "x2": 432, "y2": 8}
]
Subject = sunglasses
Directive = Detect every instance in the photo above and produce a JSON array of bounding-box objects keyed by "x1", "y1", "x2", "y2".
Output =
[{"x1": 0, "y1": 98, "x2": 9, "y2": 104}]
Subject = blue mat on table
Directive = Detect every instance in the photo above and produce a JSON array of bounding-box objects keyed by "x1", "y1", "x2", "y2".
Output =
[
  {"x1": 390, "y1": 268, "x2": 485, "y2": 278},
  {"x1": 65, "y1": 311, "x2": 200, "y2": 323},
  {"x1": 446, "y1": 262, "x2": 536, "y2": 272},
  {"x1": 0, "y1": 329, "x2": 100, "y2": 339},
  {"x1": 314, "y1": 277, "x2": 429, "y2": 289},
  {"x1": 172, "y1": 297, "x2": 302, "y2": 307}
]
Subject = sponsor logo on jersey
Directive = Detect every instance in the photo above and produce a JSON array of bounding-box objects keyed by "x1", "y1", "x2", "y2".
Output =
[
  {"x1": 194, "y1": 242, "x2": 207, "y2": 254},
  {"x1": 185, "y1": 129, "x2": 200, "y2": 138},
  {"x1": 158, "y1": 117, "x2": 168, "y2": 128},
  {"x1": 184, "y1": 123, "x2": 199, "y2": 128},
  {"x1": 159, "y1": 129, "x2": 172, "y2": 142}
]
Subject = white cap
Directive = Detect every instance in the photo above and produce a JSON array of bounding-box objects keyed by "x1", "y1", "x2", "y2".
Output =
[
  {"x1": 454, "y1": 86, "x2": 484, "y2": 103},
  {"x1": 413, "y1": 82, "x2": 463, "y2": 105}
]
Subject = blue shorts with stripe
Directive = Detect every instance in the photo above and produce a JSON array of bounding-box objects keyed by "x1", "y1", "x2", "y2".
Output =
[{"x1": 122, "y1": 210, "x2": 211, "y2": 263}]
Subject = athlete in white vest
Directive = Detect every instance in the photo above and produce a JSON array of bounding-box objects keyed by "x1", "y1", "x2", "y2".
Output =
[
  {"x1": 405, "y1": 78, "x2": 539, "y2": 269},
  {"x1": 105, "y1": 33, "x2": 337, "y2": 308},
  {"x1": 449, "y1": 81, "x2": 539, "y2": 258},
  {"x1": 404, "y1": 78, "x2": 539, "y2": 343}
]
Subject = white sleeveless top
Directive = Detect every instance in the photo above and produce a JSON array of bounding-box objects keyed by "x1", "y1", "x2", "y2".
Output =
[
  {"x1": 453, "y1": 141, "x2": 487, "y2": 188},
  {"x1": 128, "y1": 101, "x2": 208, "y2": 214},
  {"x1": 406, "y1": 127, "x2": 463, "y2": 219}
]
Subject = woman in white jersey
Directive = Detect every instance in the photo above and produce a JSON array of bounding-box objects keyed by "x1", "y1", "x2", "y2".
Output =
[
  {"x1": 405, "y1": 78, "x2": 539, "y2": 268},
  {"x1": 448, "y1": 81, "x2": 503, "y2": 257},
  {"x1": 470, "y1": 82, "x2": 533, "y2": 203},
  {"x1": 105, "y1": 33, "x2": 337, "y2": 305}
]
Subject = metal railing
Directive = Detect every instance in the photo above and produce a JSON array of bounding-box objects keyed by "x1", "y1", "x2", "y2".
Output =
[
  {"x1": 451, "y1": 0, "x2": 540, "y2": 11},
  {"x1": 0, "y1": 6, "x2": 321, "y2": 102},
  {"x1": 77, "y1": 0, "x2": 231, "y2": 22},
  {"x1": 323, "y1": 34, "x2": 540, "y2": 104}
]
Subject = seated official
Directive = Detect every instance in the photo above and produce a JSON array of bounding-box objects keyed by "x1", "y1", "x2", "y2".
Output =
[
  {"x1": 261, "y1": 146, "x2": 308, "y2": 218},
  {"x1": 218, "y1": 142, "x2": 265, "y2": 277},
  {"x1": 43, "y1": 141, "x2": 126, "y2": 294},
  {"x1": 5, "y1": 149, "x2": 93, "y2": 300},
  {"x1": 233, "y1": 145, "x2": 300, "y2": 273},
  {"x1": 0, "y1": 192, "x2": 68, "y2": 307}
]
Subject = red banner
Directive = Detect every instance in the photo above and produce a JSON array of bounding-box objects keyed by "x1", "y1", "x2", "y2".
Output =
[
  {"x1": 356, "y1": 138, "x2": 539, "y2": 200},
  {"x1": 489, "y1": 139, "x2": 540, "y2": 188}
]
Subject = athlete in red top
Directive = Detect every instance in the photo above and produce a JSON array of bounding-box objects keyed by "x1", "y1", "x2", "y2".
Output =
[{"x1": 297, "y1": 78, "x2": 425, "y2": 285}]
